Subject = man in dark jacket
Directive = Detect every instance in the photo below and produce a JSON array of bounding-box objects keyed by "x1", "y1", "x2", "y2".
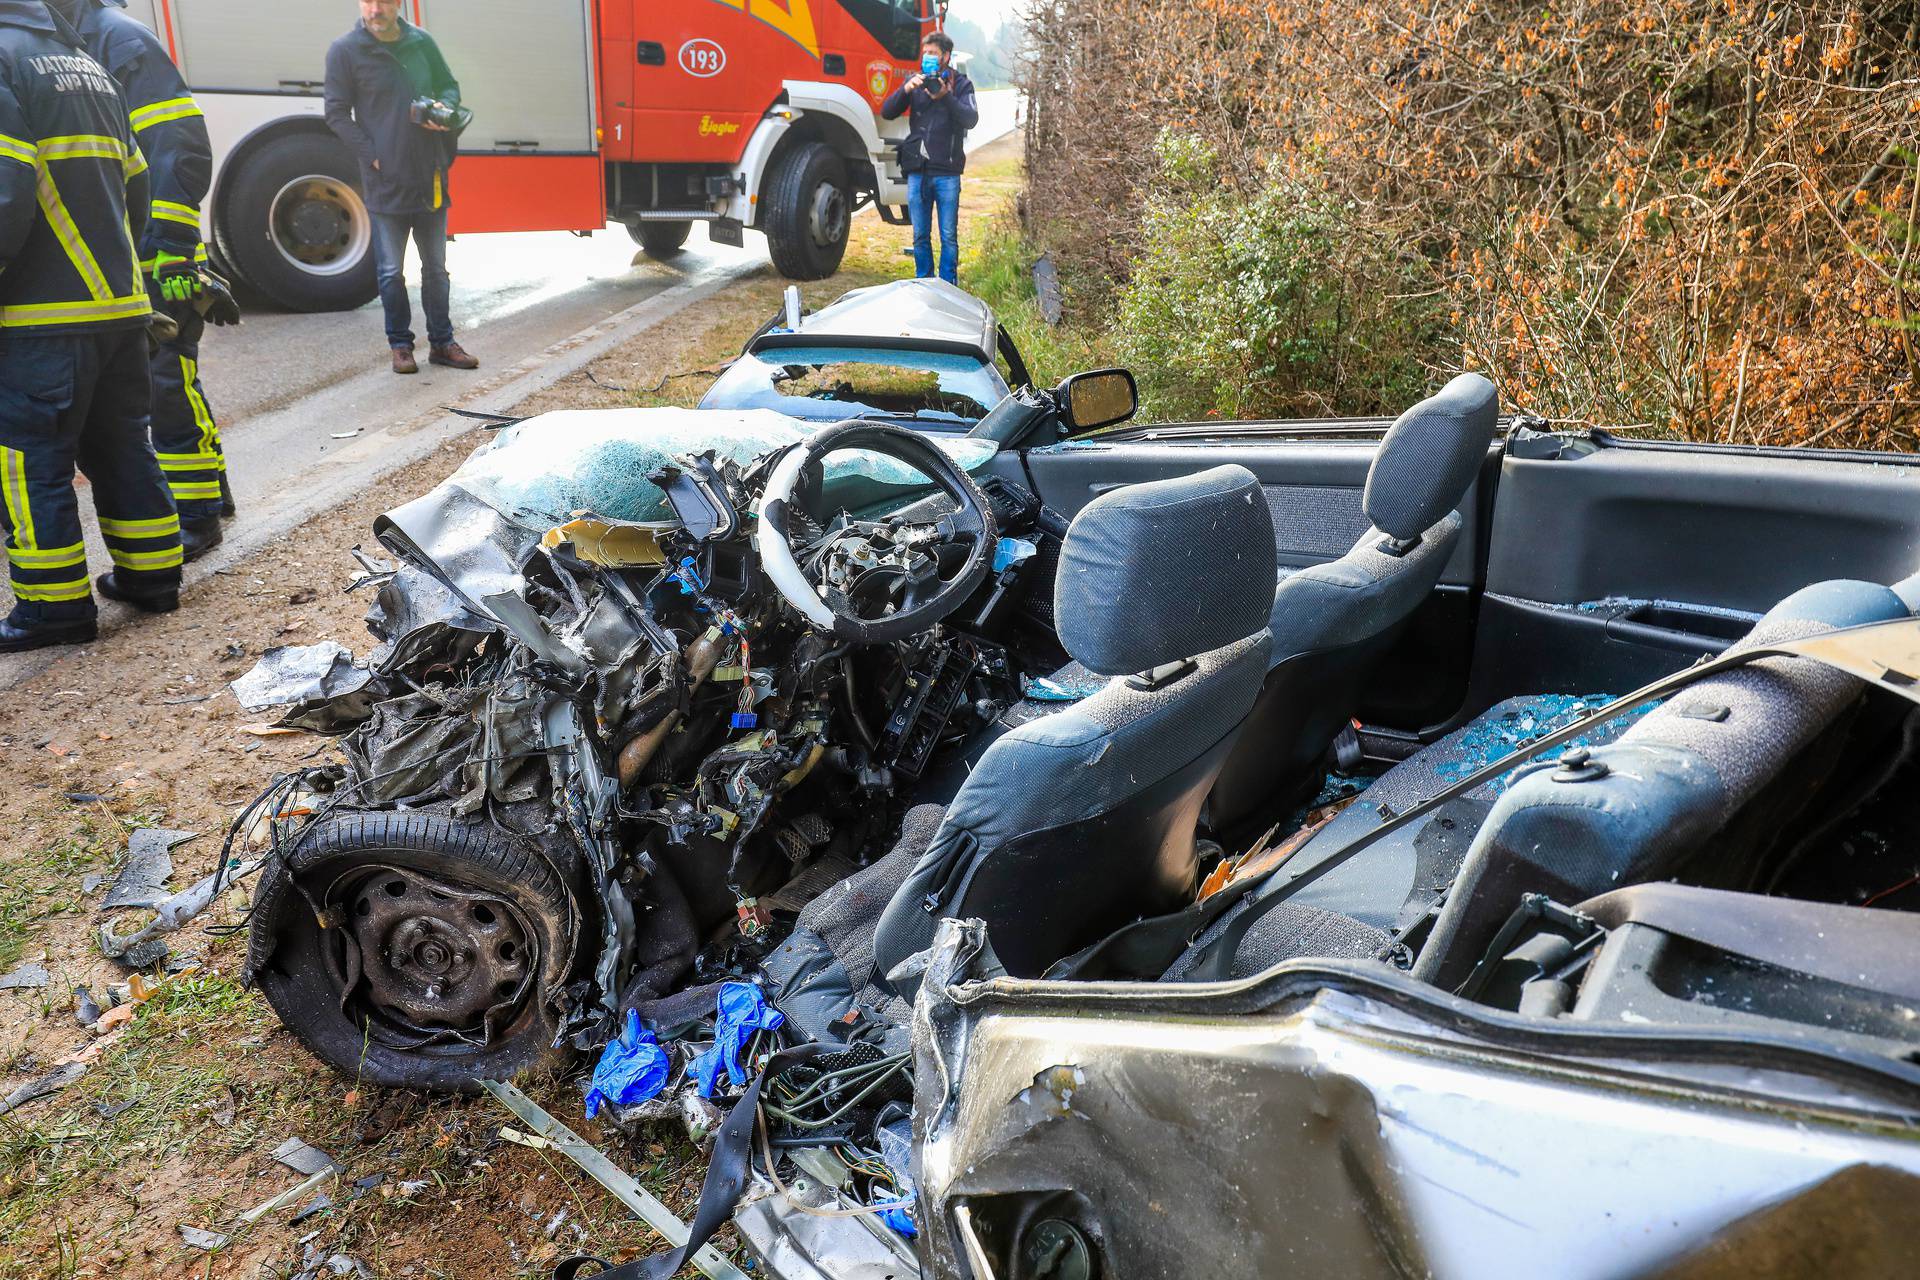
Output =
[
  {"x1": 324, "y1": 0, "x2": 477, "y2": 374},
  {"x1": 51, "y1": 0, "x2": 235, "y2": 557},
  {"x1": 880, "y1": 31, "x2": 976, "y2": 285},
  {"x1": 0, "y1": 0, "x2": 183, "y2": 651}
]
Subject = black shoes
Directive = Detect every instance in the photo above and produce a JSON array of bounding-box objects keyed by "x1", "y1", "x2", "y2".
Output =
[
  {"x1": 96, "y1": 572, "x2": 179, "y2": 614},
  {"x1": 0, "y1": 615, "x2": 98, "y2": 653},
  {"x1": 182, "y1": 516, "x2": 223, "y2": 563}
]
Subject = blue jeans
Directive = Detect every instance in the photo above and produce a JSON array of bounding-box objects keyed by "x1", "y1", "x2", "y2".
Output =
[
  {"x1": 907, "y1": 172, "x2": 961, "y2": 284},
  {"x1": 372, "y1": 208, "x2": 452, "y2": 349}
]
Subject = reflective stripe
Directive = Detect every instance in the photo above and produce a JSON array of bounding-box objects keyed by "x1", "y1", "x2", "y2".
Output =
[
  {"x1": 0, "y1": 294, "x2": 150, "y2": 327},
  {"x1": 157, "y1": 454, "x2": 220, "y2": 472},
  {"x1": 138, "y1": 244, "x2": 209, "y2": 274},
  {"x1": 126, "y1": 144, "x2": 147, "y2": 179},
  {"x1": 130, "y1": 98, "x2": 203, "y2": 131},
  {"x1": 0, "y1": 447, "x2": 36, "y2": 550},
  {"x1": 181, "y1": 355, "x2": 218, "y2": 455},
  {"x1": 12, "y1": 576, "x2": 91, "y2": 603},
  {"x1": 109, "y1": 545, "x2": 184, "y2": 570},
  {"x1": 37, "y1": 167, "x2": 112, "y2": 301},
  {"x1": 37, "y1": 134, "x2": 127, "y2": 163},
  {"x1": 97, "y1": 513, "x2": 180, "y2": 539},
  {"x1": 7, "y1": 541, "x2": 84, "y2": 570},
  {"x1": 0, "y1": 134, "x2": 32, "y2": 166},
  {"x1": 151, "y1": 199, "x2": 199, "y2": 227},
  {"x1": 166, "y1": 481, "x2": 222, "y2": 500}
]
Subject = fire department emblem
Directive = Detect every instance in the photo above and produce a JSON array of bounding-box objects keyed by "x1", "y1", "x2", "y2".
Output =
[{"x1": 866, "y1": 59, "x2": 892, "y2": 103}]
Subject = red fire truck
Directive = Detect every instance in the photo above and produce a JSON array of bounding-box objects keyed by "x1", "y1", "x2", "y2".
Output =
[{"x1": 120, "y1": 1, "x2": 943, "y2": 310}]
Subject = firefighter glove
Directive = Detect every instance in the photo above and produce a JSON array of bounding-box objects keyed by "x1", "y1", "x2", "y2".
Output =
[
  {"x1": 153, "y1": 251, "x2": 204, "y2": 304},
  {"x1": 197, "y1": 268, "x2": 242, "y2": 327}
]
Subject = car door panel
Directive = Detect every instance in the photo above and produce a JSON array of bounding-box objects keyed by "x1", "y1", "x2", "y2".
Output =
[{"x1": 1466, "y1": 436, "x2": 1920, "y2": 714}]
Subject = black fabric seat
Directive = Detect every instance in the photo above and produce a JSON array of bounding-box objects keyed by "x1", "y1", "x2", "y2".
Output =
[
  {"x1": 1209, "y1": 374, "x2": 1499, "y2": 844},
  {"x1": 868, "y1": 464, "x2": 1279, "y2": 992}
]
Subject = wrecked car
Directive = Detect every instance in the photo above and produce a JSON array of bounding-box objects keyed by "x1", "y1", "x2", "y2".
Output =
[
  {"x1": 233, "y1": 364, "x2": 1920, "y2": 1278},
  {"x1": 698, "y1": 279, "x2": 1031, "y2": 433}
]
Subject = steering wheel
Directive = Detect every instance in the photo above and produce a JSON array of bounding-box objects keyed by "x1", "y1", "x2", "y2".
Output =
[{"x1": 755, "y1": 421, "x2": 998, "y2": 643}]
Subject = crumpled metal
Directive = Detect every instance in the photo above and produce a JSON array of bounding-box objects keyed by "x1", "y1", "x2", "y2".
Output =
[{"x1": 231, "y1": 642, "x2": 378, "y2": 730}]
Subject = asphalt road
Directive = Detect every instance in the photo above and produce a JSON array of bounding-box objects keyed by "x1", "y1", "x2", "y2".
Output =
[{"x1": 202, "y1": 88, "x2": 1020, "y2": 425}]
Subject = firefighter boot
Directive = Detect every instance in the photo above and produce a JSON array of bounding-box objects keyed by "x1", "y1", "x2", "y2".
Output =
[
  {"x1": 96, "y1": 572, "x2": 180, "y2": 614},
  {"x1": 0, "y1": 614, "x2": 99, "y2": 653},
  {"x1": 181, "y1": 515, "x2": 222, "y2": 562}
]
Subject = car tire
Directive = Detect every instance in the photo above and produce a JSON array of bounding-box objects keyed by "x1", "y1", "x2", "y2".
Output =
[
  {"x1": 250, "y1": 810, "x2": 582, "y2": 1092},
  {"x1": 218, "y1": 131, "x2": 378, "y2": 312},
  {"x1": 762, "y1": 141, "x2": 850, "y2": 281},
  {"x1": 629, "y1": 219, "x2": 692, "y2": 257}
]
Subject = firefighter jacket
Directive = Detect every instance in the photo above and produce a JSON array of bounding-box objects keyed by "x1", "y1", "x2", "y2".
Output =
[
  {"x1": 0, "y1": 0, "x2": 149, "y2": 333},
  {"x1": 63, "y1": 0, "x2": 209, "y2": 263}
]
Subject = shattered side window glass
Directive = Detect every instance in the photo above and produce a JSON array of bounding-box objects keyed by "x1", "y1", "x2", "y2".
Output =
[{"x1": 445, "y1": 407, "x2": 997, "y2": 532}]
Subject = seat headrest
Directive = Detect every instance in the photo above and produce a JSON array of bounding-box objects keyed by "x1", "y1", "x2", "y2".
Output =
[
  {"x1": 1363, "y1": 373, "x2": 1499, "y2": 541},
  {"x1": 1055, "y1": 464, "x2": 1276, "y2": 675}
]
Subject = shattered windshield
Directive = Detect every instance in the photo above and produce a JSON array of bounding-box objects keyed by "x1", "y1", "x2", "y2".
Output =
[
  {"x1": 445, "y1": 406, "x2": 997, "y2": 531},
  {"x1": 700, "y1": 346, "x2": 1007, "y2": 428}
]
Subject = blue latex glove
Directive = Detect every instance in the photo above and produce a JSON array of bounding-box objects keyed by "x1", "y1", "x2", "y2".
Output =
[
  {"x1": 692, "y1": 981, "x2": 785, "y2": 1098},
  {"x1": 584, "y1": 1009, "x2": 671, "y2": 1118}
]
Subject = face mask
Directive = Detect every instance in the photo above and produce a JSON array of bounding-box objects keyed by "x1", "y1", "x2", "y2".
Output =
[{"x1": 921, "y1": 54, "x2": 941, "y2": 77}]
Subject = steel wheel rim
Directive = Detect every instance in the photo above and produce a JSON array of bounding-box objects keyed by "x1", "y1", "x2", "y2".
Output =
[
  {"x1": 324, "y1": 864, "x2": 539, "y2": 1053},
  {"x1": 268, "y1": 173, "x2": 370, "y2": 277}
]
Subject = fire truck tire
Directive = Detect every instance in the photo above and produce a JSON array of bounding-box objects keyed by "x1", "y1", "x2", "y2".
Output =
[
  {"x1": 221, "y1": 132, "x2": 378, "y2": 313},
  {"x1": 763, "y1": 141, "x2": 850, "y2": 280},
  {"x1": 629, "y1": 219, "x2": 692, "y2": 257}
]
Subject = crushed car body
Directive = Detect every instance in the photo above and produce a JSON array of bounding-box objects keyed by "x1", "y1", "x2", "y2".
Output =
[{"x1": 227, "y1": 294, "x2": 1920, "y2": 1277}]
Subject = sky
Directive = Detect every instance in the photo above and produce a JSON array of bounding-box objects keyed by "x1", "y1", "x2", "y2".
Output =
[{"x1": 951, "y1": 0, "x2": 1021, "y2": 34}]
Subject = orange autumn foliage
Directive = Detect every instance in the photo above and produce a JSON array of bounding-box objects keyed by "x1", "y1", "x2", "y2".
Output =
[{"x1": 1018, "y1": 0, "x2": 1920, "y2": 448}]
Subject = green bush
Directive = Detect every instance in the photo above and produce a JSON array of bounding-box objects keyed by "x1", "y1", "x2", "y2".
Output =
[{"x1": 1114, "y1": 133, "x2": 1441, "y2": 421}]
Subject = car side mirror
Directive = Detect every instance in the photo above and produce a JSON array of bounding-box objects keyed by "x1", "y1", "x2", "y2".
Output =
[{"x1": 1057, "y1": 368, "x2": 1138, "y2": 434}]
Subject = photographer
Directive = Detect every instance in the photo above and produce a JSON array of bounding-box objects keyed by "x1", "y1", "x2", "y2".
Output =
[
  {"x1": 324, "y1": 0, "x2": 477, "y2": 374},
  {"x1": 881, "y1": 31, "x2": 977, "y2": 285}
]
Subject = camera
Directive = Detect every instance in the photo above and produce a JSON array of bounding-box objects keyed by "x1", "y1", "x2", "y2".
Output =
[{"x1": 410, "y1": 96, "x2": 473, "y2": 133}]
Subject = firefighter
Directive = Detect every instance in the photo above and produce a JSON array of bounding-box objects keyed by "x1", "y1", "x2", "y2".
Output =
[
  {"x1": 49, "y1": 0, "x2": 236, "y2": 558},
  {"x1": 0, "y1": 0, "x2": 182, "y2": 652}
]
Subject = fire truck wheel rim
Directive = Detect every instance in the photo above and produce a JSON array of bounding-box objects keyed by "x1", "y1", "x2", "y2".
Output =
[
  {"x1": 807, "y1": 181, "x2": 848, "y2": 249},
  {"x1": 267, "y1": 174, "x2": 372, "y2": 278}
]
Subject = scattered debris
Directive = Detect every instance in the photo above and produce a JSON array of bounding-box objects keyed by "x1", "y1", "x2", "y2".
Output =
[
  {"x1": 480, "y1": 1079, "x2": 750, "y2": 1280},
  {"x1": 0, "y1": 962, "x2": 49, "y2": 991},
  {"x1": 0, "y1": 1061, "x2": 87, "y2": 1118},
  {"x1": 329, "y1": 429, "x2": 362, "y2": 440},
  {"x1": 231, "y1": 641, "x2": 371, "y2": 716},
  {"x1": 98, "y1": 858, "x2": 264, "y2": 967},
  {"x1": 101, "y1": 827, "x2": 196, "y2": 910},
  {"x1": 72, "y1": 986, "x2": 100, "y2": 1027},
  {"x1": 62, "y1": 790, "x2": 104, "y2": 803},
  {"x1": 97, "y1": 1096, "x2": 136, "y2": 1120},
  {"x1": 273, "y1": 1136, "x2": 342, "y2": 1177},
  {"x1": 238, "y1": 723, "x2": 305, "y2": 737},
  {"x1": 178, "y1": 1225, "x2": 230, "y2": 1252},
  {"x1": 200, "y1": 1084, "x2": 237, "y2": 1127},
  {"x1": 238, "y1": 1167, "x2": 338, "y2": 1226},
  {"x1": 584, "y1": 1009, "x2": 670, "y2": 1118},
  {"x1": 289, "y1": 1192, "x2": 333, "y2": 1225}
]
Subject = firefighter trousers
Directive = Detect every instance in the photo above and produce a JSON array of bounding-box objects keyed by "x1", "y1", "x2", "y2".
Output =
[
  {"x1": 0, "y1": 328, "x2": 182, "y2": 626},
  {"x1": 149, "y1": 307, "x2": 225, "y2": 522}
]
